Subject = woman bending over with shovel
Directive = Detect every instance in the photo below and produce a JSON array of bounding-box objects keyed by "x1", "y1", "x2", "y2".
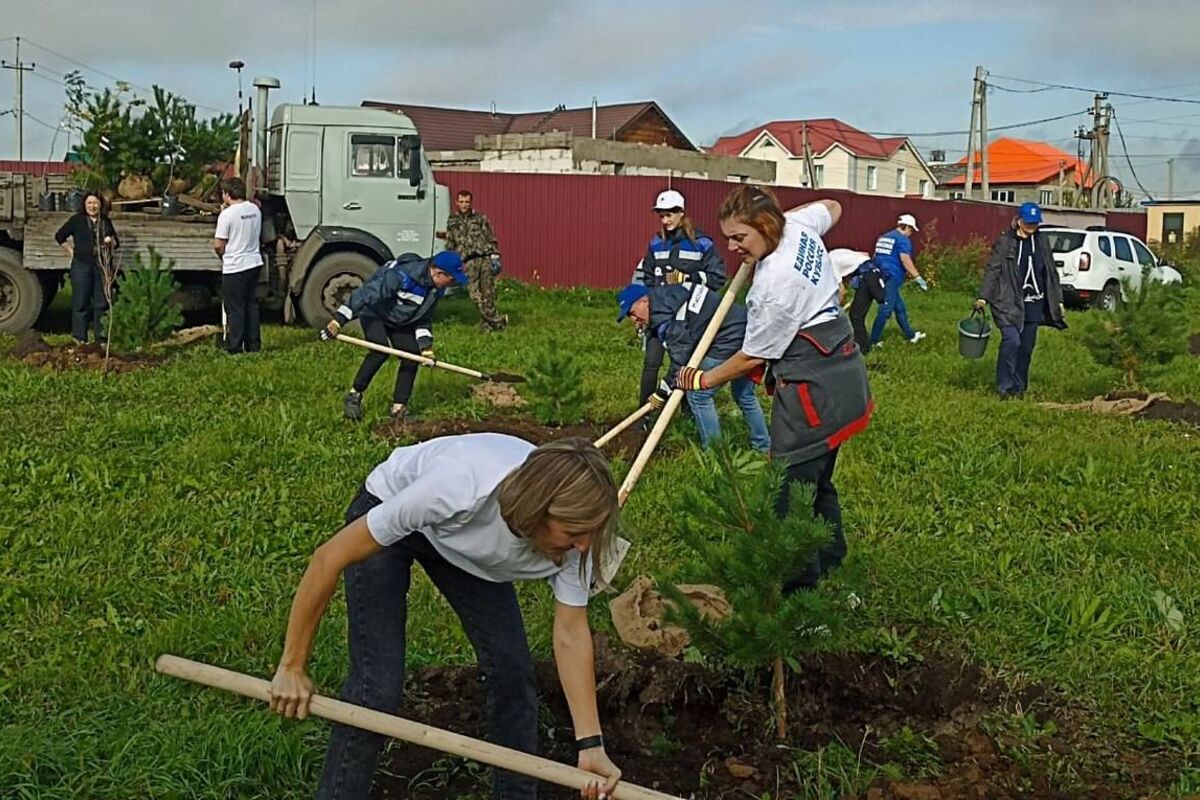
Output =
[
  {"x1": 320, "y1": 250, "x2": 468, "y2": 422},
  {"x1": 672, "y1": 186, "x2": 873, "y2": 592},
  {"x1": 268, "y1": 434, "x2": 623, "y2": 800}
]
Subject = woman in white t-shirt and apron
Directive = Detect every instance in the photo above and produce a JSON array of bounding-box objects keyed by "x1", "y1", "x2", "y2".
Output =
[{"x1": 674, "y1": 186, "x2": 873, "y2": 592}]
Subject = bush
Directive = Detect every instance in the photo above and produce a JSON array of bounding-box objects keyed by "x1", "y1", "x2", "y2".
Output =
[
  {"x1": 659, "y1": 444, "x2": 842, "y2": 738},
  {"x1": 1078, "y1": 278, "x2": 1191, "y2": 390},
  {"x1": 523, "y1": 348, "x2": 593, "y2": 425},
  {"x1": 918, "y1": 219, "x2": 990, "y2": 293},
  {"x1": 1150, "y1": 228, "x2": 1200, "y2": 285},
  {"x1": 103, "y1": 246, "x2": 184, "y2": 352}
]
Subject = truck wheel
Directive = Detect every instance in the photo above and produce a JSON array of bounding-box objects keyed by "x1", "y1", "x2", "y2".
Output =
[
  {"x1": 0, "y1": 248, "x2": 44, "y2": 333},
  {"x1": 298, "y1": 252, "x2": 378, "y2": 327},
  {"x1": 1098, "y1": 281, "x2": 1121, "y2": 312}
]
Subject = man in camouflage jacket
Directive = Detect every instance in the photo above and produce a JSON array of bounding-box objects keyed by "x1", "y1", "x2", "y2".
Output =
[{"x1": 444, "y1": 189, "x2": 507, "y2": 331}]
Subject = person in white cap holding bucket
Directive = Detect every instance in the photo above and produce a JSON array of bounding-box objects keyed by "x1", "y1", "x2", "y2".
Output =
[
  {"x1": 632, "y1": 189, "x2": 726, "y2": 412},
  {"x1": 869, "y1": 213, "x2": 928, "y2": 347}
]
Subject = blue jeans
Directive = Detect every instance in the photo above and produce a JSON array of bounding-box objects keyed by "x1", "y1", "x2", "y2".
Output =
[
  {"x1": 317, "y1": 488, "x2": 538, "y2": 800},
  {"x1": 686, "y1": 356, "x2": 771, "y2": 452},
  {"x1": 996, "y1": 323, "x2": 1040, "y2": 397},
  {"x1": 870, "y1": 276, "x2": 915, "y2": 343}
]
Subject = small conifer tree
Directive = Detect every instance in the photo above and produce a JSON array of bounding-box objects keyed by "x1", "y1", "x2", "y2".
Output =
[
  {"x1": 659, "y1": 443, "x2": 840, "y2": 739},
  {"x1": 524, "y1": 348, "x2": 593, "y2": 426},
  {"x1": 103, "y1": 246, "x2": 184, "y2": 354},
  {"x1": 1079, "y1": 279, "x2": 1190, "y2": 390}
]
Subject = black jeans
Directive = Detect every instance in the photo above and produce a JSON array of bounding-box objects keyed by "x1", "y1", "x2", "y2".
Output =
[
  {"x1": 638, "y1": 335, "x2": 666, "y2": 405},
  {"x1": 352, "y1": 318, "x2": 419, "y2": 405},
  {"x1": 317, "y1": 488, "x2": 538, "y2": 800},
  {"x1": 774, "y1": 448, "x2": 846, "y2": 593},
  {"x1": 70, "y1": 260, "x2": 108, "y2": 342},
  {"x1": 222, "y1": 266, "x2": 262, "y2": 353},
  {"x1": 848, "y1": 272, "x2": 885, "y2": 355}
]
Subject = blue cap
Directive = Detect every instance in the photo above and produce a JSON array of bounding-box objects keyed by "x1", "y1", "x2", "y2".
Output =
[
  {"x1": 616, "y1": 284, "x2": 649, "y2": 322},
  {"x1": 431, "y1": 250, "x2": 469, "y2": 285},
  {"x1": 1018, "y1": 202, "x2": 1043, "y2": 225}
]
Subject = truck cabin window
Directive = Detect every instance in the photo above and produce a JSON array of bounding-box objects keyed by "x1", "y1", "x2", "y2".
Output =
[{"x1": 350, "y1": 134, "x2": 397, "y2": 178}]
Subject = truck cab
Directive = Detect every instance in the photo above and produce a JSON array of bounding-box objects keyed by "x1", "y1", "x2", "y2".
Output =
[{"x1": 265, "y1": 102, "x2": 450, "y2": 324}]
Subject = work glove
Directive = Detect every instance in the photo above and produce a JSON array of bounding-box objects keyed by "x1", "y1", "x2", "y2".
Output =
[
  {"x1": 647, "y1": 381, "x2": 671, "y2": 412},
  {"x1": 672, "y1": 366, "x2": 707, "y2": 392},
  {"x1": 489, "y1": 254, "x2": 502, "y2": 276},
  {"x1": 319, "y1": 318, "x2": 341, "y2": 341},
  {"x1": 973, "y1": 298, "x2": 987, "y2": 312},
  {"x1": 666, "y1": 270, "x2": 686, "y2": 285},
  {"x1": 914, "y1": 276, "x2": 929, "y2": 292}
]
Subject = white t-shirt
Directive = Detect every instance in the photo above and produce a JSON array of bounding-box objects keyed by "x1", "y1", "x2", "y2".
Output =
[
  {"x1": 828, "y1": 248, "x2": 871, "y2": 280},
  {"x1": 215, "y1": 200, "x2": 264, "y2": 274},
  {"x1": 363, "y1": 433, "x2": 592, "y2": 607},
  {"x1": 742, "y1": 204, "x2": 842, "y2": 360}
]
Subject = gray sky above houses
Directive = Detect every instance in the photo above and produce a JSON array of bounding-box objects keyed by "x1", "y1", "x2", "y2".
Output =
[{"x1": 3, "y1": 0, "x2": 1200, "y2": 198}]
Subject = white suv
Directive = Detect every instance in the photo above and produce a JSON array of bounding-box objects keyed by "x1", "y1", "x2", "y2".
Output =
[{"x1": 1043, "y1": 226, "x2": 1183, "y2": 310}]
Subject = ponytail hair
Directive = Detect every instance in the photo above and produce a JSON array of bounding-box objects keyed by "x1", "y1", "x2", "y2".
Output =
[{"x1": 718, "y1": 185, "x2": 785, "y2": 254}]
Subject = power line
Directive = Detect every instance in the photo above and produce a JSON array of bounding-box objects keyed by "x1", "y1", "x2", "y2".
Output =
[
  {"x1": 1112, "y1": 111, "x2": 1155, "y2": 200},
  {"x1": 870, "y1": 109, "x2": 1089, "y2": 138},
  {"x1": 989, "y1": 73, "x2": 1200, "y2": 106},
  {"x1": 21, "y1": 110, "x2": 60, "y2": 131}
]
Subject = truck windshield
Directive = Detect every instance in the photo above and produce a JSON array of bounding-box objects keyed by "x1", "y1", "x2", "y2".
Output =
[{"x1": 1045, "y1": 231, "x2": 1086, "y2": 253}]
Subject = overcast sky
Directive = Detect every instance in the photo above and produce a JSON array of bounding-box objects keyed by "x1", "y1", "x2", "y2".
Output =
[{"x1": 3, "y1": 0, "x2": 1200, "y2": 198}]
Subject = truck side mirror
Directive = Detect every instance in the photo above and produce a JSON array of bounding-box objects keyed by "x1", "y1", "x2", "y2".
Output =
[{"x1": 403, "y1": 136, "x2": 423, "y2": 187}]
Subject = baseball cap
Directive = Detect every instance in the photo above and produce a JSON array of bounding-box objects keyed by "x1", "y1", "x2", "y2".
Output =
[
  {"x1": 653, "y1": 189, "x2": 686, "y2": 211},
  {"x1": 897, "y1": 213, "x2": 919, "y2": 231},
  {"x1": 431, "y1": 250, "x2": 469, "y2": 285},
  {"x1": 615, "y1": 284, "x2": 649, "y2": 322},
  {"x1": 1018, "y1": 202, "x2": 1043, "y2": 225}
]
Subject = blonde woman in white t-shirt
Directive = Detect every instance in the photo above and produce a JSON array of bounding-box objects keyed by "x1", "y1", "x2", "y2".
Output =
[{"x1": 673, "y1": 186, "x2": 873, "y2": 592}]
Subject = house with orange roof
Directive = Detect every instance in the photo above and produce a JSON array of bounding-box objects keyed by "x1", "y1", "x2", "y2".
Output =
[
  {"x1": 937, "y1": 137, "x2": 1094, "y2": 205},
  {"x1": 708, "y1": 118, "x2": 937, "y2": 198}
]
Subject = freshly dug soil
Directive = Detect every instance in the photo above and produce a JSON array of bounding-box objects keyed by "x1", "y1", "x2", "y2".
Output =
[
  {"x1": 374, "y1": 415, "x2": 650, "y2": 460},
  {"x1": 372, "y1": 640, "x2": 1172, "y2": 800},
  {"x1": 1189, "y1": 332, "x2": 1200, "y2": 356},
  {"x1": 1137, "y1": 397, "x2": 1200, "y2": 426},
  {"x1": 9, "y1": 332, "x2": 160, "y2": 373},
  {"x1": 469, "y1": 382, "x2": 526, "y2": 409}
]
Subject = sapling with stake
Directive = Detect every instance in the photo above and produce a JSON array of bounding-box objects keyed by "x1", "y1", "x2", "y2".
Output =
[{"x1": 659, "y1": 443, "x2": 842, "y2": 739}]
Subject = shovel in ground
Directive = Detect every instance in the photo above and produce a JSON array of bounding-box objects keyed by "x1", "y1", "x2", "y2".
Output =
[
  {"x1": 593, "y1": 401, "x2": 655, "y2": 449},
  {"x1": 156, "y1": 655, "x2": 685, "y2": 800},
  {"x1": 335, "y1": 333, "x2": 526, "y2": 383}
]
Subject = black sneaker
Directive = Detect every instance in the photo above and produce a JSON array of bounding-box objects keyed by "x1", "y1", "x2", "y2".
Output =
[{"x1": 343, "y1": 391, "x2": 363, "y2": 421}]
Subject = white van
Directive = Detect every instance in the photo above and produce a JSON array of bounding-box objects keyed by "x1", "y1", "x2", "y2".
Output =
[{"x1": 1044, "y1": 226, "x2": 1183, "y2": 310}]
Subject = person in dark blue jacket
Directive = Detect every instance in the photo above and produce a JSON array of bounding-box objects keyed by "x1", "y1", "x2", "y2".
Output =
[
  {"x1": 617, "y1": 283, "x2": 769, "y2": 452},
  {"x1": 321, "y1": 251, "x2": 468, "y2": 421},
  {"x1": 633, "y1": 189, "x2": 727, "y2": 413}
]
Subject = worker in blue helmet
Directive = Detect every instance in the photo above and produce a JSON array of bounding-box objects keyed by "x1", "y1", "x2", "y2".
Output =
[
  {"x1": 975, "y1": 203, "x2": 1067, "y2": 399},
  {"x1": 322, "y1": 251, "x2": 469, "y2": 421}
]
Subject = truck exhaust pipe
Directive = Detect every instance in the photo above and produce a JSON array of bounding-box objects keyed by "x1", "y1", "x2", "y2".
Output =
[{"x1": 251, "y1": 76, "x2": 281, "y2": 189}]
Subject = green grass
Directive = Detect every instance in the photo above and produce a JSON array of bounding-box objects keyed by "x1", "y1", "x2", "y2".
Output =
[{"x1": 2, "y1": 281, "x2": 1199, "y2": 797}]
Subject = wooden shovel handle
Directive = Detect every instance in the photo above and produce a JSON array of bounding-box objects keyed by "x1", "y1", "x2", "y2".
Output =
[
  {"x1": 594, "y1": 402, "x2": 655, "y2": 449},
  {"x1": 336, "y1": 333, "x2": 488, "y2": 380},
  {"x1": 155, "y1": 655, "x2": 684, "y2": 800}
]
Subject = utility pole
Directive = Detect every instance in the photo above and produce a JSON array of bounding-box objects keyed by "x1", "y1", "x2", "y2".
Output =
[
  {"x1": 979, "y1": 67, "x2": 989, "y2": 200},
  {"x1": 964, "y1": 66, "x2": 983, "y2": 200},
  {"x1": 1, "y1": 37, "x2": 36, "y2": 161},
  {"x1": 1167, "y1": 157, "x2": 1175, "y2": 200}
]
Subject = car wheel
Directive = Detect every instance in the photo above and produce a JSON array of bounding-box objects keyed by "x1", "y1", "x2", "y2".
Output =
[{"x1": 1098, "y1": 281, "x2": 1121, "y2": 312}]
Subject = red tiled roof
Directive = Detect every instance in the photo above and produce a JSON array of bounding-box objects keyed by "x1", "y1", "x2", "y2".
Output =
[
  {"x1": 945, "y1": 138, "x2": 1091, "y2": 187},
  {"x1": 362, "y1": 100, "x2": 694, "y2": 151},
  {"x1": 0, "y1": 160, "x2": 74, "y2": 176},
  {"x1": 709, "y1": 119, "x2": 909, "y2": 159}
]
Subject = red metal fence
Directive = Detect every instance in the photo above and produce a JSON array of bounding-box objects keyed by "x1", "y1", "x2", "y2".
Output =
[
  {"x1": 0, "y1": 160, "x2": 74, "y2": 176},
  {"x1": 434, "y1": 172, "x2": 1147, "y2": 289}
]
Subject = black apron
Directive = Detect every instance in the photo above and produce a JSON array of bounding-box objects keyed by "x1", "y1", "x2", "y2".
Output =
[{"x1": 768, "y1": 315, "x2": 873, "y2": 465}]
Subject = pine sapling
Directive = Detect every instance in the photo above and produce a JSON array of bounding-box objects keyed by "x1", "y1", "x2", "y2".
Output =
[
  {"x1": 658, "y1": 443, "x2": 841, "y2": 739},
  {"x1": 102, "y1": 246, "x2": 184, "y2": 354},
  {"x1": 524, "y1": 348, "x2": 594, "y2": 426},
  {"x1": 1078, "y1": 278, "x2": 1191, "y2": 391}
]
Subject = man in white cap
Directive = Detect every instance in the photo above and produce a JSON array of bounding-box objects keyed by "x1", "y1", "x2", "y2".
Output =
[{"x1": 869, "y1": 213, "x2": 928, "y2": 347}]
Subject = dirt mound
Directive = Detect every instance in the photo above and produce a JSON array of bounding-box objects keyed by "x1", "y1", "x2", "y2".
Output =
[
  {"x1": 1041, "y1": 391, "x2": 1200, "y2": 428},
  {"x1": 1137, "y1": 397, "x2": 1200, "y2": 425},
  {"x1": 373, "y1": 415, "x2": 650, "y2": 460},
  {"x1": 10, "y1": 334, "x2": 161, "y2": 374},
  {"x1": 470, "y1": 382, "x2": 526, "y2": 409},
  {"x1": 372, "y1": 641, "x2": 1171, "y2": 800},
  {"x1": 1189, "y1": 332, "x2": 1200, "y2": 356}
]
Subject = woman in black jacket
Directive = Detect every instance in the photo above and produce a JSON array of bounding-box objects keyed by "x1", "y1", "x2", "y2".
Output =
[
  {"x1": 974, "y1": 202, "x2": 1067, "y2": 399},
  {"x1": 55, "y1": 191, "x2": 119, "y2": 344}
]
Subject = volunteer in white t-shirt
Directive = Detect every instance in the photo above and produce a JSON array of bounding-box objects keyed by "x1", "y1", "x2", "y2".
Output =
[
  {"x1": 268, "y1": 434, "x2": 624, "y2": 800},
  {"x1": 674, "y1": 186, "x2": 873, "y2": 592},
  {"x1": 212, "y1": 177, "x2": 264, "y2": 354}
]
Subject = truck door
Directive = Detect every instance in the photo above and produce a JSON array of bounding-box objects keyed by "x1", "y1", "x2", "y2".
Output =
[{"x1": 322, "y1": 129, "x2": 436, "y2": 257}]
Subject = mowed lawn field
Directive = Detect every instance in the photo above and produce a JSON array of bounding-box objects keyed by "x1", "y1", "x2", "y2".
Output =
[{"x1": 2, "y1": 281, "x2": 1199, "y2": 798}]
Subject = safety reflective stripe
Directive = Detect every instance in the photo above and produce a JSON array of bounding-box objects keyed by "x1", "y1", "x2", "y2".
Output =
[
  {"x1": 674, "y1": 303, "x2": 688, "y2": 321},
  {"x1": 678, "y1": 250, "x2": 702, "y2": 261},
  {"x1": 687, "y1": 284, "x2": 709, "y2": 314},
  {"x1": 653, "y1": 251, "x2": 670, "y2": 259},
  {"x1": 415, "y1": 328, "x2": 432, "y2": 340},
  {"x1": 396, "y1": 291, "x2": 426, "y2": 304},
  {"x1": 337, "y1": 304, "x2": 354, "y2": 321}
]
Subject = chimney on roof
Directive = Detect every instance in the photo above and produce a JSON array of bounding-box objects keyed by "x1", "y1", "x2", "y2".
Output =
[
  {"x1": 592, "y1": 96, "x2": 597, "y2": 139},
  {"x1": 490, "y1": 101, "x2": 496, "y2": 118}
]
